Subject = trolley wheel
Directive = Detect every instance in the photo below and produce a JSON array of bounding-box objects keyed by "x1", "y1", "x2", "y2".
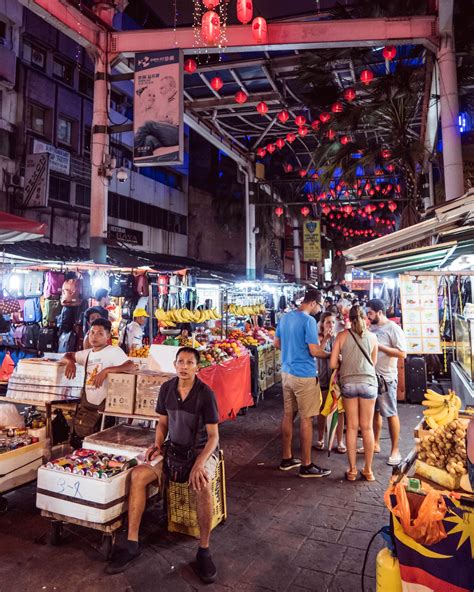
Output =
[
  {"x1": 0, "y1": 496, "x2": 8, "y2": 515},
  {"x1": 49, "y1": 520, "x2": 63, "y2": 546},
  {"x1": 100, "y1": 533, "x2": 115, "y2": 560}
]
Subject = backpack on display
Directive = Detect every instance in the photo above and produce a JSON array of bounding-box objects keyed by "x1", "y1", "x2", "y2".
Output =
[
  {"x1": 38, "y1": 327, "x2": 58, "y2": 353},
  {"x1": 58, "y1": 306, "x2": 80, "y2": 333},
  {"x1": 43, "y1": 298, "x2": 62, "y2": 325},
  {"x1": 58, "y1": 331, "x2": 77, "y2": 353},
  {"x1": 5, "y1": 273, "x2": 25, "y2": 298},
  {"x1": 12, "y1": 300, "x2": 24, "y2": 323},
  {"x1": 0, "y1": 314, "x2": 11, "y2": 334},
  {"x1": 44, "y1": 271, "x2": 64, "y2": 298},
  {"x1": 24, "y1": 271, "x2": 44, "y2": 298},
  {"x1": 61, "y1": 278, "x2": 83, "y2": 307},
  {"x1": 81, "y1": 273, "x2": 93, "y2": 300},
  {"x1": 133, "y1": 272, "x2": 149, "y2": 297},
  {"x1": 23, "y1": 298, "x2": 42, "y2": 323},
  {"x1": 109, "y1": 273, "x2": 135, "y2": 298},
  {"x1": 0, "y1": 297, "x2": 21, "y2": 315},
  {"x1": 24, "y1": 324, "x2": 40, "y2": 350},
  {"x1": 13, "y1": 325, "x2": 27, "y2": 347}
]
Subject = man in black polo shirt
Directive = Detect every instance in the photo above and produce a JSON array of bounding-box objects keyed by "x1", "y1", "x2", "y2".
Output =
[{"x1": 106, "y1": 347, "x2": 220, "y2": 584}]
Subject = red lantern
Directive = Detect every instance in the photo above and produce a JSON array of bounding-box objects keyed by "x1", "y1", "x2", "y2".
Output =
[
  {"x1": 344, "y1": 205, "x2": 353, "y2": 215},
  {"x1": 312, "y1": 172, "x2": 319, "y2": 179},
  {"x1": 275, "y1": 206, "x2": 284, "y2": 217},
  {"x1": 210, "y1": 76, "x2": 223, "y2": 91},
  {"x1": 322, "y1": 205, "x2": 331, "y2": 216},
  {"x1": 203, "y1": 0, "x2": 220, "y2": 8},
  {"x1": 331, "y1": 102, "x2": 343, "y2": 113},
  {"x1": 235, "y1": 90, "x2": 248, "y2": 104},
  {"x1": 184, "y1": 58, "x2": 197, "y2": 74},
  {"x1": 201, "y1": 11, "x2": 221, "y2": 45},
  {"x1": 301, "y1": 206, "x2": 310, "y2": 217},
  {"x1": 257, "y1": 147, "x2": 266, "y2": 158},
  {"x1": 266, "y1": 143, "x2": 276, "y2": 154},
  {"x1": 360, "y1": 69, "x2": 374, "y2": 85},
  {"x1": 340, "y1": 135, "x2": 350, "y2": 145},
  {"x1": 256, "y1": 101, "x2": 268, "y2": 115},
  {"x1": 298, "y1": 126, "x2": 308, "y2": 137},
  {"x1": 295, "y1": 115, "x2": 306, "y2": 127},
  {"x1": 286, "y1": 132, "x2": 296, "y2": 143},
  {"x1": 311, "y1": 120, "x2": 320, "y2": 131},
  {"x1": 379, "y1": 202, "x2": 385, "y2": 209},
  {"x1": 388, "y1": 202, "x2": 397, "y2": 212},
  {"x1": 236, "y1": 0, "x2": 253, "y2": 24},
  {"x1": 383, "y1": 45, "x2": 396, "y2": 61},
  {"x1": 386, "y1": 164, "x2": 395, "y2": 173},
  {"x1": 343, "y1": 87, "x2": 356, "y2": 102},
  {"x1": 298, "y1": 169, "x2": 307, "y2": 178},
  {"x1": 283, "y1": 163, "x2": 293, "y2": 173},
  {"x1": 320, "y1": 112, "x2": 331, "y2": 124},
  {"x1": 381, "y1": 149, "x2": 392, "y2": 159},
  {"x1": 252, "y1": 17, "x2": 268, "y2": 44},
  {"x1": 277, "y1": 110, "x2": 289, "y2": 123},
  {"x1": 327, "y1": 129, "x2": 336, "y2": 141},
  {"x1": 307, "y1": 193, "x2": 314, "y2": 202},
  {"x1": 275, "y1": 138, "x2": 285, "y2": 149}
]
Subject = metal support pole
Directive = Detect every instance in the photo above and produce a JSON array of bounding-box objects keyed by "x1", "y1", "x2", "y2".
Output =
[
  {"x1": 90, "y1": 33, "x2": 109, "y2": 263},
  {"x1": 247, "y1": 174, "x2": 257, "y2": 280},
  {"x1": 438, "y1": 2, "x2": 464, "y2": 201},
  {"x1": 292, "y1": 216, "x2": 301, "y2": 284}
]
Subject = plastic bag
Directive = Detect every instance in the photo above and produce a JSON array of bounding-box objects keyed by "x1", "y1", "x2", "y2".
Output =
[
  {"x1": 0, "y1": 403, "x2": 24, "y2": 428},
  {"x1": 384, "y1": 482, "x2": 448, "y2": 546},
  {"x1": 0, "y1": 351, "x2": 15, "y2": 381}
]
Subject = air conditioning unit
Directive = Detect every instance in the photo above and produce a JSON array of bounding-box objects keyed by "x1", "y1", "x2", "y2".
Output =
[{"x1": 12, "y1": 174, "x2": 24, "y2": 188}]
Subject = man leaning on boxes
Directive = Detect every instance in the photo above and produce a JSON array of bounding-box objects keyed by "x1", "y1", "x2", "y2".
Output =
[{"x1": 106, "y1": 346, "x2": 220, "y2": 585}]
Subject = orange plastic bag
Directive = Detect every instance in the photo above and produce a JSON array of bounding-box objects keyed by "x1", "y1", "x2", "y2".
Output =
[
  {"x1": 384, "y1": 482, "x2": 448, "y2": 546},
  {"x1": 0, "y1": 351, "x2": 15, "y2": 381}
]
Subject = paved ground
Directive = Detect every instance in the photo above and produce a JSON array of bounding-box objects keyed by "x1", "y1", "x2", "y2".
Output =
[{"x1": 0, "y1": 388, "x2": 422, "y2": 592}]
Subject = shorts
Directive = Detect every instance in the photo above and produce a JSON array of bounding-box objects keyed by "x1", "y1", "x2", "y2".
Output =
[
  {"x1": 376, "y1": 379, "x2": 398, "y2": 417},
  {"x1": 143, "y1": 452, "x2": 219, "y2": 486},
  {"x1": 342, "y1": 383, "x2": 378, "y2": 400},
  {"x1": 282, "y1": 372, "x2": 321, "y2": 418}
]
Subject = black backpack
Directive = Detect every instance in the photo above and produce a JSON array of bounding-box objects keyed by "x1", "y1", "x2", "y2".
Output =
[
  {"x1": 109, "y1": 273, "x2": 135, "y2": 298},
  {"x1": 38, "y1": 327, "x2": 58, "y2": 353},
  {"x1": 58, "y1": 306, "x2": 80, "y2": 333},
  {"x1": 58, "y1": 331, "x2": 77, "y2": 353},
  {"x1": 24, "y1": 324, "x2": 40, "y2": 350}
]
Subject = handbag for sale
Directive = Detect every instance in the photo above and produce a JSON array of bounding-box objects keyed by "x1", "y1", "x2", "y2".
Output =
[
  {"x1": 72, "y1": 354, "x2": 103, "y2": 441},
  {"x1": 348, "y1": 330, "x2": 388, "y2": 396},
  {"x1": 0, "y1": 298, "x2": 21, "y2": 315}
]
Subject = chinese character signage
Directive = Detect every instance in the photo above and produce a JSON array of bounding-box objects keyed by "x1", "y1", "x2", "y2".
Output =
[
  {"x1": 303, "y1": 220, "x2": 322, "y2": 261},
  {"x1": 399, "y1": 274, "x2": 442, "y2": 354},
  {"x1": 133, "y1": 49, "x2": 183, "y2": 166},
  {"x1": 24, "y1": 153, "x2": 50, "y2": 207}
]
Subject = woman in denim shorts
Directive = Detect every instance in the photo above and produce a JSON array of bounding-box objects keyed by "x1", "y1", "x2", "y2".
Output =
[{"x1": 330, "y1": 305, "x2": 378, "y2": 481}]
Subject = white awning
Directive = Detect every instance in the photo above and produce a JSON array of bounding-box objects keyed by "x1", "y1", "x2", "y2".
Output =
[{"x1": 343, "y1": 190, "x2": 474, "y2": 261}]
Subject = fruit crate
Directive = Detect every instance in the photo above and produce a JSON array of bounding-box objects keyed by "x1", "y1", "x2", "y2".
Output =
[{"x1": 167, "y1": 450, "x2": 227, "y2": 538}]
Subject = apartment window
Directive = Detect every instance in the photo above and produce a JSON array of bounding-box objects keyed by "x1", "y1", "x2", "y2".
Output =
[
  {"x1": 83, "y1": 126, "x2": 92, "y2": 154},
  {"x1": 57, "y1": 117, "x2": 72, "y2": 145},
  {"x1": 76, "y1": 184, "x2": 91, "y2": 208},
  {"x1": 52, "y1": 58, "x2": 74, "y2": 86},
  {"x1": 28, "y1": 103, "x2": 47, "y2": 136},
  {"x1": 49, "y1": 176, "x2": 70, "y2": 203},
  {"x1": 22, "y1": 41, "x2": 46, "y2": 70},
  {"x1": 79, "y1": 72, "x2": 94, "y2": 98}
]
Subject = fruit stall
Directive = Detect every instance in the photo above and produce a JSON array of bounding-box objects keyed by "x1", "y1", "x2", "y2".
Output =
[{"x1": 384, "y1": 389, "x2": 473, "y2": 592}]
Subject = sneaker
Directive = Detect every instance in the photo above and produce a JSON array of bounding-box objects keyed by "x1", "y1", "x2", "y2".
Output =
[
  {"x1": 387, "y1": 454, "x2": 402, "y2": 466},
  {"x1": 105, "y1": 546, "x2": 141, "y2": 575},
  {"x1": 279, "y1": 457, "x2": 302, "y2": 471},
  {"x1": 298, "y1": 464, "x2": 331, "y2": 478},
  {"x1": 196, "y1": 549, "x2": 217, "y2": 584}
]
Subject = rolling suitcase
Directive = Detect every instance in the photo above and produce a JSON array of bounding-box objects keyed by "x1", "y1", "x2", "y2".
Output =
[{"x1": 405, "y1": 355, "x2": 427, "y2": 403}]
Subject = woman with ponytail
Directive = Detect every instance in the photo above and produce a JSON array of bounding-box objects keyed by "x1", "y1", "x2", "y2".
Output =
[{"x1": 330, "y1": 305, "x2": 378, "y2": 481}]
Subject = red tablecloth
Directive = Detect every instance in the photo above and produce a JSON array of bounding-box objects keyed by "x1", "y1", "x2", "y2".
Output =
[{"x1": 198, "y1": 354, "x2": 253, "y2": 422}]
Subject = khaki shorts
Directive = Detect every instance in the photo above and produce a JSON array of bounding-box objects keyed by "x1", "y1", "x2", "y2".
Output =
[
  {"x1": 282, "y1": 372, "x2": 322, "y2": 418},
  {"x1": 144, "y1": 452, "x2": 219, "y2": 486}
]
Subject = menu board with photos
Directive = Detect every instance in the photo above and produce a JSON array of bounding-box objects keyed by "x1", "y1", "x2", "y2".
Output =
[{"x1": 399, "y1": 274, "x2": 442, "y2": 354}]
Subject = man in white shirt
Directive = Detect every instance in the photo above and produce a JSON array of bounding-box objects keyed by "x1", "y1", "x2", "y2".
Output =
[
  {"x1": 125, "y1": 308, "x2": 149, "y2": 354},
  {"x1": 367, "y1": 299, "x2": 407, "y2": 466},
  {"x1": 62, "y1": 318, "x2": 134, "y2": 406}
]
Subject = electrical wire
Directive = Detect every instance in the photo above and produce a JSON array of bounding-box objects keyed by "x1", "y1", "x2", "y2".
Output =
[{"x1": 361, "y1": 527, "x2": 384, "y2": 592}]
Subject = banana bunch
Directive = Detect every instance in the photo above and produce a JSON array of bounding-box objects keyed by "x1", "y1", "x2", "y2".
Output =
[
  {"x1": 422, "y1": 389, "x2": 462, "y2": 429},
  {"x1": 155, "y1": 307, "x2": 221, "y2": 327},
  {"x1": 226, "y1": 303, "x2": 266, "y2": 316}
]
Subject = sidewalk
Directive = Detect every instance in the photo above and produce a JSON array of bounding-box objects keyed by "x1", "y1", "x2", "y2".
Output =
[{"x1": 0, "y1": 389, "x2": 422, "y2": 592}]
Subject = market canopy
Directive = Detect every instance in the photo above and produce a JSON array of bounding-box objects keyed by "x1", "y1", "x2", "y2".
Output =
[{"x1": 0, "y1": 212, "x2": 46, "y2": 244}]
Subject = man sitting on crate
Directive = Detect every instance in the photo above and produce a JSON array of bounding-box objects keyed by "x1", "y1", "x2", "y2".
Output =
[{"x1": 106, "y1": 346, "x2": 220, "y2": 584}]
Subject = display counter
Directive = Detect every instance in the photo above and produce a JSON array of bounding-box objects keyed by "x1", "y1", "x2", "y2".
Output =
[{"x1": 453, "y1": 315, "x2": 474, "y2": 405}]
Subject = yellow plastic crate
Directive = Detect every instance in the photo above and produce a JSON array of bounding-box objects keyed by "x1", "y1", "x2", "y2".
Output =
[{"x1": 167, "y1": 450, "x2": 227, "y2": 538}]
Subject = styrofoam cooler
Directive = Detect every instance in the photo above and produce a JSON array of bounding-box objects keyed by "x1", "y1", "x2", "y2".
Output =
[{"x1": 0, "y1": 441, "x2": 45, "y2": 494}]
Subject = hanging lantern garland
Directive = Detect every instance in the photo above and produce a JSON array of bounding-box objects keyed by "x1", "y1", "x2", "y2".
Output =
[
  {"x1": 277, "y1": 110, "x2": 289, "y2": 123},
  {"x1": 360, "y1": 69, "x2": 374, "y2": 85},
  {"x1": 236, "y1": 0, "x2": 253, "y2": 24},
  {"x1": 203, "y1": 0, "x2": 220, "y2": 8},
  {"x1": 252, "y1": 17, "x2": 268, "y2": 44},
  {"x1": 184, "y1": 58, "x2": 197, "y2": 73},
  {"x1": 234, "y1": 90, "x2": 248, "y2": 104},
  {"x1": 256, "y1": 101, "x2": 268, "y2": 115},
  {"x1": 275, "y1": 206, "x2": 284, "y2": 217},
  {"x1": 201, "y1": 10, "x2": 221, "y2": 45},
  {"x1": 210, "y1": 76, "x2": 223, "y2": 91},
  {"x1": 194, "y1": 0, "x2": 229, "y2": 51},
  {"x1": 383, "y1": 45, "x2": 396, "y2": 61}
]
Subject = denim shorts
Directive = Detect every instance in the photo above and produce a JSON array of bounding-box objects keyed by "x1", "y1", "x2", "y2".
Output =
[
  {"x1": 375, "y1": 379, "x2": 398, "y2": 417},
  {"x1": 342, "y1": 383, "x2": 378, "y2": 400}
]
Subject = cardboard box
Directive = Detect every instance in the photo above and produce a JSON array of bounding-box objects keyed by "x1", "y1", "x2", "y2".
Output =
[
  {"x1": 105, "y1": 373, "x2": 137, "y2": 415},
  {"x1": 134, "y1": 372, "x2": 174, "y2": 417}
]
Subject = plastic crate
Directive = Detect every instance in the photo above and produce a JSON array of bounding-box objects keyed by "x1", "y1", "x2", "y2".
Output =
[{"x1": 167, "y1": 450, "x2": 227, "y2": 538}]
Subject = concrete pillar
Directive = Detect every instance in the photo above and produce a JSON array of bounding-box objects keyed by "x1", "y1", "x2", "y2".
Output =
[
  {"x1": 246, "y1": 175, "x2": 256, "y2": 280},
  {"x1": 90, "y1": 32, "x2": 109, "y2": 263},
  {"x1": 292, "y1": 216, "x2": 301, "y2": 283},
  {"x1": 438, "y1": 33, "x2": 464, "y2": 200}
]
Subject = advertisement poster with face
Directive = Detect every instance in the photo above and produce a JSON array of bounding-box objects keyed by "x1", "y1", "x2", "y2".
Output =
[{"x1": 133, "y1": 49, "x2": 183, "y2": 166}]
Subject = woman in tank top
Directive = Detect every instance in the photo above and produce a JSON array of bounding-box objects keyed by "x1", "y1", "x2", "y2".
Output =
[{"x1": 330, "y1": 305, "x2": 378, "y2": 481}]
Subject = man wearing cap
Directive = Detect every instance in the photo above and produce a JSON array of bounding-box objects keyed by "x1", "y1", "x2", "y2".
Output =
[{"x1": 125, "y1": 308, "x2": 149, "y2": 353}]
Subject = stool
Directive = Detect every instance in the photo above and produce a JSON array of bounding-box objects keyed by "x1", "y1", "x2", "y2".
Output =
[{"x1": 167, "y1": 450, "x2": 227, "y2": 538}]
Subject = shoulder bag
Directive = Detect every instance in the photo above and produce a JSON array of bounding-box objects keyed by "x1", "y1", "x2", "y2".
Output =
[
  {"x1": 348, "y1": 330, "x2": 388, "y2": 397},
  {"x1": 72, "y1": 353, "x2": 103, "y2": 443}
]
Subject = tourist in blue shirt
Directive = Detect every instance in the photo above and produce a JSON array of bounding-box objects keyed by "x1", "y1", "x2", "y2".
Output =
[{"x1": 274, "y1": 289, "x2": 332, "y2": 478}]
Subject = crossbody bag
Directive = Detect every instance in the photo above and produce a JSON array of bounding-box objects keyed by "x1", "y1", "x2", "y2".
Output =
[
  {"x1": 348, "y1": 330, "x2": 388, "y2": 397},
  {"x1": 72, "y1": 353, "x2": 104, "y2": 441}
]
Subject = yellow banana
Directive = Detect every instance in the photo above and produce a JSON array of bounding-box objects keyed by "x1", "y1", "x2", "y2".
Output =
[
  {"x1": 438, "y1": 405, "x2": 456, "y2": 427},
  {"x1": 429, "y1": 405, "x2": 450, "y2": 424},
  {"x1": 422, "y1": 399, "x2": 445, "y2": 408},
  {"x1": 454, "y1": 396, "x2": 462, "y2": 411},
  {"x1": 423, "y1": 405, "x2": 447, "y2": 417},
  {"x1": 424, "y1": 389, "x2": 445, "y2": 402},
  {"x1": 425, "y1": 416, "x2": 439, "y2": 430}
]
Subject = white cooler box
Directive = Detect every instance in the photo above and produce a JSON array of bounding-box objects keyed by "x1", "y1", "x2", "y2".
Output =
[
  {"x1": 36, "y1": 425, "x2": 158, "y2": 525},
  {"x1": 0, "y1": 441, "x2": 45, "y2": 494}
]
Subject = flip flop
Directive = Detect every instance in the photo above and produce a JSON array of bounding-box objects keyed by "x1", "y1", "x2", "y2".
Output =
[
  {"x1": 345, "y1": 469, "x2": 358, "y2": 481},
  {"x1": 357, "y1": 446, "x2": 381, "y2": 454},
  {"x1": 361, "y1": 469, "x2": 376, "y2": 482},
  {"x1": 314, "y1": 440, "x2": 324, "y2": 450},
  {"x1": 336, "y1": 444, "x2": 347, "y2": 454}
]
